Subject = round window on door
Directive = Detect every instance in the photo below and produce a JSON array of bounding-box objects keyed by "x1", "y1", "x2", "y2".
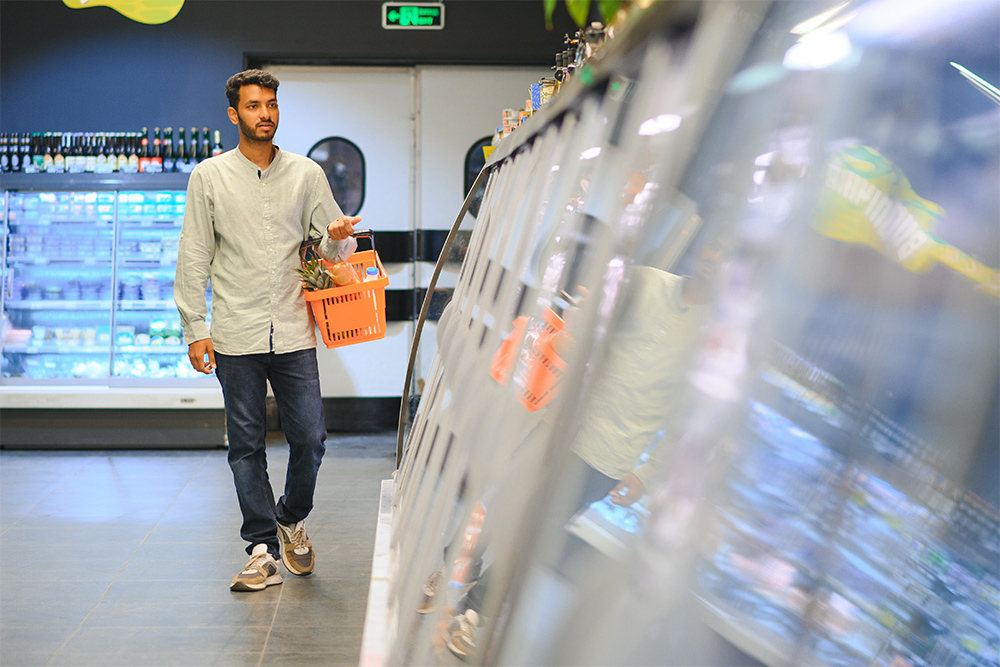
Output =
[
  {"x1": 308, "y1": 137, "x2": 365, "y2": 216},
  {"x1": 464, "y1": 136, "x2": 493, "y2": 218}
]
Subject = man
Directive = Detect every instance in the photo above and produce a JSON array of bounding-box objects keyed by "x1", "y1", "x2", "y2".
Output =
[{"x1": 175, "y1": 69, "x2": 360, "y2": 591}]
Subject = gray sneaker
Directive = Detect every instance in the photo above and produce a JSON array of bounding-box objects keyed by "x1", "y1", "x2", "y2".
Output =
[
  {"x1": 276, "y1": 520, "x2": 315, "y2": 575},
  {"x1": 230, "y1": 544, "x2": 282, "y2": 591}
]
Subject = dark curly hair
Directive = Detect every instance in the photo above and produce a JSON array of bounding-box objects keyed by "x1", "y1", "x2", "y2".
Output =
[{"x1": 225, "y1": 69, "x2": 280, "y2": 109}]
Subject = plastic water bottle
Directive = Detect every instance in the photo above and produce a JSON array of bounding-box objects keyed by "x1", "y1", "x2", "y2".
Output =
[{"x1": 365, "y1": 267, "x2": 379, "y2": 281}]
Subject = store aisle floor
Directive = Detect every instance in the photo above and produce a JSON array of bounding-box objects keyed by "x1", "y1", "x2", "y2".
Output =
[{"x1": 0, "y1": 432, "x2": 397, "y2": 667}]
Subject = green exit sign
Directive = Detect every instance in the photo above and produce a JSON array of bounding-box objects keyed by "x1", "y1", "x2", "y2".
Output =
[{"x1": 382, "y1": 2, "x2": 445, "y2": 30}]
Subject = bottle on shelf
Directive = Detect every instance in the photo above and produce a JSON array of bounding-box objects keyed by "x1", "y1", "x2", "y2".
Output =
[
  {"x1": 84, "y1": 133, "x2": 98, "y2": 173},
  {"x1": 15, "y1": 134, "x2": 28, "y2": 172},
  {"x1": 211, "y1": 129, "x2": 224, "y2": 157},
  {"x1": 51, "y1": 133, "x2": 66, "y2": 173},
  {"x1": 117, "y1": 133, "x2": 130, "y2": 173},
  {"x1": 125, "y1": 132, "x2": 140, "y2": 173},
  {"x1": 27, "y1": 133, "x2": 43, "y2": 173},
  {"x1": 189, "y1": 127, "x2": 200, "y2": 167},
  {"x1": 149, "y1": 127, "x2": 163, "y2": 173},
  {"x1": 137, "y1": 127, "x2": 151, "y2": 172},
  {"x1": 67, "y1": 133, "x2": 84, "y2": 174},
  {"x1": 162, "y1": 127, "x2": 175, "y2": 172},
  {"x1": 200, "y1": 127, "x2": 211, "y2": 161},
  {"x1": 176, "y1": 127, "x2": 190, "y2": 173},
  {"x1": 9, "y1": 134, "x2": 21, "y2": 173},
  {"x1": 0, "y1": 135, "x2": 10, "y2": 173},
  {"x1": 94, "y1": 133, "x2": 108, "y2": 173}
]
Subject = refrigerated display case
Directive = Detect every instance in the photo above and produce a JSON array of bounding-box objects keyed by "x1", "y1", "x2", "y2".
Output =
[
  {"x1": 3, "y1": 188, "x2": 116, "y2": 381},
  {"x1": 1, "y1": 173, "x2": 218, "y2": 399},
  {"x1": 382, "y1": 0, "x2": 999, "y2": 665}
]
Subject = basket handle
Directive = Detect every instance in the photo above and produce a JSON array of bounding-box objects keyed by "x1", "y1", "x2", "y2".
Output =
[{"x1": 352, "y1": 228, "x2": 375, "y2": 253}]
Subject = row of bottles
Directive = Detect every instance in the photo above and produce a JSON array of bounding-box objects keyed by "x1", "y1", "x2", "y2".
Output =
[
  {"x1": 492, "y1": 22, "x2": 611, "y2": 146},
  {"x1": 0, "y1": 127, "x2": 224, "y2": 175}
]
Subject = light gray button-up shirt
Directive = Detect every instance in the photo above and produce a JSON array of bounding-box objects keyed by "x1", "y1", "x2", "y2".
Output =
[{"x1": 175, "y1": 146, "x2": 356, "y2": 355}]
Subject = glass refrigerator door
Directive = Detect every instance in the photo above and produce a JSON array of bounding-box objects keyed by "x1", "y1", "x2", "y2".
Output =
[
  {"x1": 2, "y1": 191, "x2": 115, "y2": 382},
  {"x1": 112, "y1": 190, "x2": 207, "y2": 383}
]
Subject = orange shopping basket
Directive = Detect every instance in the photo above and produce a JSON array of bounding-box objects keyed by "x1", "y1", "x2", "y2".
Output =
[
  {"x1": 489, "y1": 307, "x2": 567, "y2": 412},
  {"x1": 300, "y1": 230, "x2": 389, "y2": 348}
]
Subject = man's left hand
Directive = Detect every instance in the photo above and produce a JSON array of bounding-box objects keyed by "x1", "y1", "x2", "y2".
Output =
[{"x1": 327, "y1": 216, "x2": 362, "y2": 240}]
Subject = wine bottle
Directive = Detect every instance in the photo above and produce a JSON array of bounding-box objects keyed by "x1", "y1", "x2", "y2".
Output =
[
  {"x1": 0, "y1": 135, "x2": 10, "y2": 173},
  {"x1": 84, "y1": 133, "x2": 98, "y2": 173},
  {"x1": 200, "y1": 127, "x2": 211, "y2": 161},
  {"x1": 149, "y1": 127, "x2": 163, "y2": 173},
  {"x1": 176, "y1": 127, "x2": 189, "y2": 173},
  {"x1": 51, "y1": 133, "x2": 65, "y2": 173},
  {"x1": 138, "y1": 127, "x2": 150, "y2": 172},
  {"x1": 211, "y1": 129, "x2": 224, "y2": 156},
  {"x1": 15, "y1": 134, "x2": 28, "y2": 172},
  {"x1": 117, "y1": 133, "x2": 130, "y2": 173},
  {"x1": 9, "y1": 134, "x2": 21, "y2": 172},
  {"x1": 162, "y1": 127, "x2": 175, "y2": 172},
  {"x1": 29, "y1": 133, "x2": 45, "y2": 173},
  {"x1": 189, "y1": 127, "x2": 199, "y2": 167},
  {"x1": 126, "y1": 132, "x2": 140, "y2": 173}
]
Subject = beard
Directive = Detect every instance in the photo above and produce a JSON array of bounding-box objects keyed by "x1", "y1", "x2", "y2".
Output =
[{"x1": 237, "y1": 113, "x2": 277, "y2": 143}]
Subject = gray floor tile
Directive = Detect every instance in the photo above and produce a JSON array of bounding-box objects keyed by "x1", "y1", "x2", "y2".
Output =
[
  {"x1": 58, "y1": 625, "x2": 270, "y2": 655},
  {"x1": 0, "y1": 623, "x2": 81, "y2": 657},
  {"x1": 0, "y1": 579, "x2": 110, "y2": 605},
  {"x1": 265, "y1": 624, "x2": 365, "y2": 653},
  {"x1": 100, "y1": 578, "x2": 285, "y2": 605},
  {"x1": 84, "y1": 600, "x2": 279, "y2": 628},
  {"x1": 50, "y1": 652, "x2": 264, "y2": 667},
  {"x1": 0, "y1": 650, "x2": 56, "y2": 667},
  {"x1": 0, "y1": 436, "x2": 395, "y2": 666}
]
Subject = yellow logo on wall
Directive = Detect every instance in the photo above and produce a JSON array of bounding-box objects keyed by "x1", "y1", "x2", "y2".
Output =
[{"x1": 62, "y1": 0, "x2": 184, "y2": 25}]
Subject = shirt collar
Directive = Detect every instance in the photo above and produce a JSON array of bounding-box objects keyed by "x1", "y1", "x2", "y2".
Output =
[{"x1": 233, "y1": 144, "x2": 281, "y2": 175}]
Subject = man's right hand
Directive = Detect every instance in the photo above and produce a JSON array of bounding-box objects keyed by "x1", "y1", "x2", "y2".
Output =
[
  {"x1": 188, "y1": 338, "x2": 216, "y2": 374},
  {"x1": 327, "y1": 215, "x2": 362, "y2": 240}
]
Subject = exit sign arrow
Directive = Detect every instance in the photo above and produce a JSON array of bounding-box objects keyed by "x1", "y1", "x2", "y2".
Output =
[{"x1": 382, "y1": 2, "x2": 445, "y2": 30}]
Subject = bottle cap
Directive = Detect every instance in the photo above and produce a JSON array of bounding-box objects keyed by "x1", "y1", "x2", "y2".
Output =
[{"x1": 366, "y1": 266, "x2": 379, "y2": 280}]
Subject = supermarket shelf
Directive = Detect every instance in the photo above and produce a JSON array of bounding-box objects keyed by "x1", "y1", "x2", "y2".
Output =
[
  {"x1": 1, "y1": 172, "x2": 191, "y2": 191},
  {"x1": 4, "y1": 300, "x2": 113, "y2": 310},
  {"x1": 3, "y1": 344, "x2": 110, "y2": 354},
  {"x1": 5, "y1": 257, "x2": 113, "y2": 265},
  {"x1": 116, "y1": 300, "x2": 178, "y2": 310},
  {"x1": 0, "y1": 384, "x2": 223, "y2": 409}
]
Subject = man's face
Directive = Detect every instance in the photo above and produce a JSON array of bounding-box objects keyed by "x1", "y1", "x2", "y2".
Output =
[{"x1": 231, "y1": 84, "x2": 278, "y2": 142}]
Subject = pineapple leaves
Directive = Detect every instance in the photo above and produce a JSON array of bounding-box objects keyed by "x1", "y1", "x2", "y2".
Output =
[{"x1": 295, "y1": 260, "x2": 334, "y2": 291}]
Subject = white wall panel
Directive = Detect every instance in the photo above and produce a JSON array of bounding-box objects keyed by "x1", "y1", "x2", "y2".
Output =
[
  {"x1": 417, "y1": 65, "x2": 550, "y2": 233},
  {"x1": 264, "y1": 65, "x2": 413, "y2": 233}
]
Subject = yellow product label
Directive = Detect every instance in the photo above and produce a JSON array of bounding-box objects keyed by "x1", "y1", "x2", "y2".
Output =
[{"x1": 813, "y1": 144, "x2": 998, "y2": 296}]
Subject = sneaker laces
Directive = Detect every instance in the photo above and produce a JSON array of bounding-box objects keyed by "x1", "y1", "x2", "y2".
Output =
[
  {"x1": 286, "y1": 521, "x2": 310, "y2": 554},
  {"x1": 242, "y1": 551, "x2": 272, "y2": 575}
]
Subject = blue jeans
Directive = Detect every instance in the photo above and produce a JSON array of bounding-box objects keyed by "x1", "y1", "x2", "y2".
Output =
[{"x1": 215, "y1": 348, "x2": 327, "y2": 559}]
